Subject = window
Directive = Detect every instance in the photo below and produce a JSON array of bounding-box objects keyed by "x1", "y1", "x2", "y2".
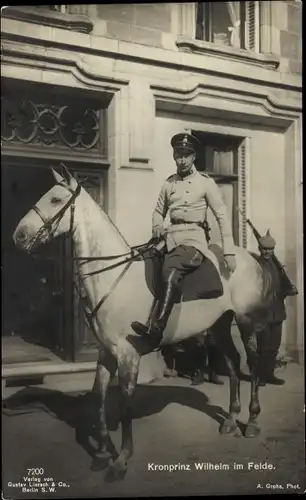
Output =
[
  {"x1": 28, "y1": 6, "x2": 68, "y2": 12},
  {"x1": 1, "y1": 83, "x2": 108, "y2": 158},
  {"x1": 50, "y1": 5, "x2": 68, "y2": 13},
  {"x1": 191, "y1": 131, "x2": 242, "y2": 246},
  {"x1": 195, "y1": 1, "x2": 260, "y2": 52}
]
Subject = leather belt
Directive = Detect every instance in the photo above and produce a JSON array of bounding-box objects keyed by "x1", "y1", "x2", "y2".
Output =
[{"x1": 171, "y1": 219, "x2": 203, "y2": 227}]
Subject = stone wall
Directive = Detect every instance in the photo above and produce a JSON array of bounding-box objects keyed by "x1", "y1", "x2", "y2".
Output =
[
  {"x1": 87, "y1": 2, "x2": 302, "y2": 75},
  {"x1": 92, "y1": 3, "x2": 172, "y2": 48},
  {"x1": 274, "y1": 0, "x2": 302, "y2": 75}
]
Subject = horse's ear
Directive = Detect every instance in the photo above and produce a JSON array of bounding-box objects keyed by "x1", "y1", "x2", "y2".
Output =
[
  {"x1": 51, "y1": 167, "x2": 65, "y2": 184},
  {"x1": 59, "y1": 163, "x2": 74, "y2": 184},
  {"x1": 51, "y1": 164, "x2": 75, "y2": 186}
]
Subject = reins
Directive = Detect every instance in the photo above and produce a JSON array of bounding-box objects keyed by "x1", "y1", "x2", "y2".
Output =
[{"x1": 32, "y1": 174, "x2": 158, "y2": 324}]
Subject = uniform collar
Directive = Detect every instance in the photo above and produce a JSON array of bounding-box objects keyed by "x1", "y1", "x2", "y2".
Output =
[{"x1": 176, "y1": 165, "x2": 198, "y2": 181}]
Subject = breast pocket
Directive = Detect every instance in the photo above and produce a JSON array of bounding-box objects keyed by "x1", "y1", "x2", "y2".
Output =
[{"x1": 169, "y1": 185, "x2": 182, "y2": 203}]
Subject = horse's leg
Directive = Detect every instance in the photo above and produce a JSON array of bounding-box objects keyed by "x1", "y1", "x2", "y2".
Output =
[
  {"x1": 105, "y1": 340, "x2": 140, "y2": 482},
  {"x1": 212, "y1": 311, "x2": 241, "y2": 435},
  {"x1": 91, "y1": 349, "x2": 117, "y2": 472},
  {"x1": 238, "y1": 321, "x2": 261, "y2": 438}
]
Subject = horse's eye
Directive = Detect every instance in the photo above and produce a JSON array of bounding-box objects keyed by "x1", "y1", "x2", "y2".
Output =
[{"x1": 51, "y1": 196, "x2": 62, "y2": 205}]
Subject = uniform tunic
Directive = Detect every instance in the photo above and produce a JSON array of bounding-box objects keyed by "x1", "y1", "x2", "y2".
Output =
[
  {"x1": 152, "y1": 166, "x2": 236, "y2": 258},
  {"x1": 255, "y1": 257, "x2": 287, "y2": 380},
  {"x1": 261, "y1": 258, "x2": 287, "y2": 323}
]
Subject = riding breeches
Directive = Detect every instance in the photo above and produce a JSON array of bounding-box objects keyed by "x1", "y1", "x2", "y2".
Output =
[{"x1": 162, "y1": 245, "x2": 204, "y2": 286}]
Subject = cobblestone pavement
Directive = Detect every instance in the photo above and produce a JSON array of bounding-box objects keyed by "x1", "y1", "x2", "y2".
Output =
[{"x1": 2, "y1": 363, "x2": 305, "y2": 498}]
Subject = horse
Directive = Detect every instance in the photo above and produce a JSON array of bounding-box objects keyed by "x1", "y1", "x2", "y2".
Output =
[{"x1": 12, "y1": 165, "x2": 275, "y2": 481}]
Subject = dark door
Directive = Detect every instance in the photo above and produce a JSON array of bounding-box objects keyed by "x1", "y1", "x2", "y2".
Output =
[
  {"x1": 72, "y1": 171, "x2": 105, "y2": 362},
  {"x1": 1, "y1": 164, "x2": 70, "y2": 362}
]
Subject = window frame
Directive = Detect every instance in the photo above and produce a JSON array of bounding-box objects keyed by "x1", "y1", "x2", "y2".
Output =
[
  {"x1": 189, "y1": 129, "x2": 250, "y2": 248},
  {"x1": 195, "y1": 1, "x2": 261, "y2": 53}
]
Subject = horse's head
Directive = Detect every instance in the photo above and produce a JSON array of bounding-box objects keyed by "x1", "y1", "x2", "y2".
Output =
[{"x1": 13, "y1": 165, "x2": 81, "y2": 253}]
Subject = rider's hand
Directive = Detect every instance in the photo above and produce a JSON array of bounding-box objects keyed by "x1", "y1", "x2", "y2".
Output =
[
  {"x1": 225, "y1": 255, "x2": 237, "y2": 273},
  {"x1": 152, "y1": 226, "x2": 165, "y2": 240}
]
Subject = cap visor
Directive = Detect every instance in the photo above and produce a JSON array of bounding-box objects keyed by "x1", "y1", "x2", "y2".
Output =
[{"x1": 173, "y1": 147, "x2": 195, "y2": 154}]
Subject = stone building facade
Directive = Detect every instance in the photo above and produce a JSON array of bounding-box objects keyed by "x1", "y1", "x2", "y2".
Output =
[{"x1": 1, "y1": 2, "x2": 303, "y2": 382}]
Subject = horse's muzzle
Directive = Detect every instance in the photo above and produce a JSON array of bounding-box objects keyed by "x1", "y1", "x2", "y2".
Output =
[{"x1": 13, "y1": 224, "x2": 38, "y2": 252}]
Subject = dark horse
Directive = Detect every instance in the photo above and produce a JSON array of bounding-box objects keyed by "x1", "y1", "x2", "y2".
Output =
[{"x1": 13, "y1": 166, "x2": 277, "y2": 481}]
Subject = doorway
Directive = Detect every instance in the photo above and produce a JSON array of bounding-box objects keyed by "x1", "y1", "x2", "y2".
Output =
[
  {"x1": 1, "y1": 163, "x2": 69, "y2": 364},
  {"x1": 191, "y1": 130, "x2": 241, "y2": 246}
]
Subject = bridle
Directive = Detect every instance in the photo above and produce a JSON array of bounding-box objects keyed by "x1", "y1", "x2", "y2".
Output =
[
  {"x1": 31, "y1": 178, "x2": 157, "y2": 323},
  {"x1": 32, "y1": 181, "x2": 82, "y2": 245}
]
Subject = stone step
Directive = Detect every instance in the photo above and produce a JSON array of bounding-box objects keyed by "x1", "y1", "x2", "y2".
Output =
[{"x1": 2, "y1": 351, "x2": 166, "y2": 400}]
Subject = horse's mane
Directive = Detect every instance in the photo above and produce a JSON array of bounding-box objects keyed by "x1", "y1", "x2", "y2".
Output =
[{"x1": 80, "y1": 185, "x2": 131, "y2": 250}]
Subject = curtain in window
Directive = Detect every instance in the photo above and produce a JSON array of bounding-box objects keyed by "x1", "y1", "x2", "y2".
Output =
[
  {"x1": 213, "y1": 148, "x2": 233, "y2": 174},
  {"x1": 227, "y1": 2, "x2": 241, "y2": 47}
]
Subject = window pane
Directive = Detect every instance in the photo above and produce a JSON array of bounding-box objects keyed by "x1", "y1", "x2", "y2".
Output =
[
  {"x1": 211, "y1": 2, "x2": 241, "y2": 47},
  {"x1": 195, "y1": 2, "x2": 205, "y2": 40},
  {"x1": 213, "y1": 148, "x2": 234, "y2": 174}
]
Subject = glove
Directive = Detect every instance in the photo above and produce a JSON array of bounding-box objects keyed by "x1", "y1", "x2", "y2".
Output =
[
  {"x1": 225, "y1": 255, "x2": 237, "y2": 273},
  {"x1": 152, "y1": 226, "x2": 165, "y2": 240}
]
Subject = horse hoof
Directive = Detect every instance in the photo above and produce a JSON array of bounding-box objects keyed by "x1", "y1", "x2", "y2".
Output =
[
  {"x1": 90, "y1": 453, "x2": 112, "y2": 472},
  {"x1": 234, "y1": 426, "x2": 242, "y2": 438},
  {"x1": 104, "y1": 463, "x2": 127, "y2": 482},
  {"x1": 219, "y1": 419, "x2": 238, "y2": 435},
  {"x1": 245, "y1": 422, "x2": 260, "y2": 438}
]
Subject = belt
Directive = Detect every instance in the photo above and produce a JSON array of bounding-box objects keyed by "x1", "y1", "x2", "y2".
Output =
[{"x1": 171, "y1": 219, "x2": 203, "y2": 227}]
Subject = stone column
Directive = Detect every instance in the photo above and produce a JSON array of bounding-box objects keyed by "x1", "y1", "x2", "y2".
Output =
[
  {"x1": 260, "y1": 0, "x2": 272, "y2": 53},
  {"x1": 178, "y1": 2, "x2": 196, "y2": 38},
  {"x1": 270, "y1": 0, "x2": 288, "y2": 55},
  {"x1": 110, "y1": 78, "x2": 155, "y2": 168},
  {"x1": 128, "y1": 77, "x2": 154, "y2": 164}
]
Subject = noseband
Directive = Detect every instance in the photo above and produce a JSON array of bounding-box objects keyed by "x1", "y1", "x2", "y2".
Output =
[{"x1": 32, "y1": 181, "x2": 82, "y2": 244}]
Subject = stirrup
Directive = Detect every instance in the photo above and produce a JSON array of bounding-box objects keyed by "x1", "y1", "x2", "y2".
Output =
[{"x1": 131, "y1": 321, "x2": 149, "y2": 337}]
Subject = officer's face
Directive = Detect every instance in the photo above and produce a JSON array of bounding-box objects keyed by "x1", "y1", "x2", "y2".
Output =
[
  {"x1": 259, "y1": 246, "x2": 274, "y2": 260},
  {"x1": 173, "y1": 150, "x2": 196, "y2": 176}
]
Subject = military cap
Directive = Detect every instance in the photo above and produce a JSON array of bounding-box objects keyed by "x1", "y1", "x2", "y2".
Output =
[
  {"x1": 170, "y1": 133, "x2": 201, "y2": 153},
  {"x1": 259, "y1": 229, "x2": 276, "y2": 249}
]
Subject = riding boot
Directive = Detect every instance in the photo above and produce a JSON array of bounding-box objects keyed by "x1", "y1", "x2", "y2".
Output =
[
  {"x1": 265, "y1": 359, "x2": 285, "y2": 385},
  {"x1": 207, "y1": 344, "x2": 224, "y2": 385},
  {"x1": 265, "y1": 373, "x2": 285, "y2": 385},
  {"x1": 191, "y1": 368, "x2": 206, "y2": 386},
  {"x1": 190, "y1": 343, "x2": 206, "y2": 386},
  {"x1": 131, "y1": 277, "x2": 178, "y2": 351},
  {"x1": 205, "y1": 333, "x2": 224, "y2": 385}
]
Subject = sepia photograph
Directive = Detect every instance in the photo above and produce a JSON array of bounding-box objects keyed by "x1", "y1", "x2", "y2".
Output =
[{"x1": 1, "y1": 1, "x2": 304, "y2": 498}]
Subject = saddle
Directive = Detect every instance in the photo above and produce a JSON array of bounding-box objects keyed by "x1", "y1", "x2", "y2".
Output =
[{"x1": 143, "y1": 243, "x2": 225, "y2": 304}]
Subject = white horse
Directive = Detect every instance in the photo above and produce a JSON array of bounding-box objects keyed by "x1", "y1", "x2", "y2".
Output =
[{"x1": 13, "y1": 166, "x2": 275, "y2": 481}]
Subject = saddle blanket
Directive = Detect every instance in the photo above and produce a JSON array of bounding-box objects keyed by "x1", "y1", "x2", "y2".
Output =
[{"x1": 144, "y1": 244, "x2": 224, "y2": 303}]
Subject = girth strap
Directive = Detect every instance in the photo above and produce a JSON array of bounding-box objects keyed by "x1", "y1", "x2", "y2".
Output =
[{"x1": 89, "y1": 260, "x2": 134, "y2": 319}]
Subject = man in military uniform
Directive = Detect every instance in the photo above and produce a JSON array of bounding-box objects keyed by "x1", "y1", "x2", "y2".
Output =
[
  {"x1": 131, "y1": 133, "x2": 237, "y2": 352},
  {"x1": 257, "y1": 231, "x2": 291, "y2": 386}
]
